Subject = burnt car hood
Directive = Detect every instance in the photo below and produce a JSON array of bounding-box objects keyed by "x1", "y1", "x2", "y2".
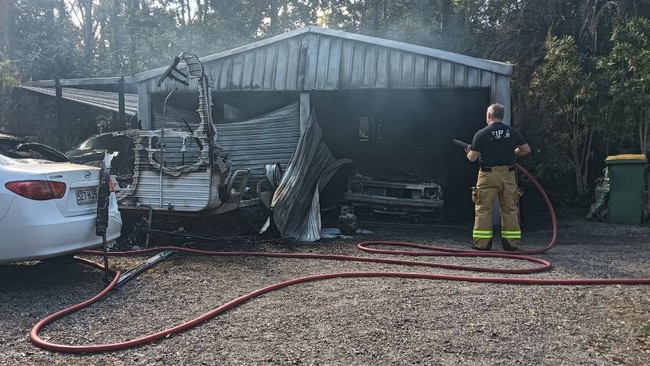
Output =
[
  {"x1": 351, "y1": 163, "x2": 446, "y2": 184},
  {"x1": 65, "y1": 148, "x2": 108, "y2": 165}
]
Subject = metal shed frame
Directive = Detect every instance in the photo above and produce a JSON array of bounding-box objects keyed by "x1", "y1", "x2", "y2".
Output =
[{"x1": 131, "y1": 26, "x2": 513, "y2": 130}]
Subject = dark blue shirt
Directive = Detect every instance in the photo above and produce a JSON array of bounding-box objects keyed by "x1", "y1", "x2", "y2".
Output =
[{"x1": 471, "y1": 122, "x2": 526, "y2": 167}]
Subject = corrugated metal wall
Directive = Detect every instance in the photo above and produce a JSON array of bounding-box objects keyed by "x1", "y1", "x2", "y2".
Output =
[
  {"x1": 152, "y1": 105, "x2": 200, "y2": 130},
  {"x1": 215, "y1": 103, "x2": 301, "y2": 190},
  {"x1": 152, "y1": 103, "x2": 301, "y2": 191}
]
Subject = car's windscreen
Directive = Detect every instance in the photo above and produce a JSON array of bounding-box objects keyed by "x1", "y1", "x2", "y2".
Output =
[
  {"x1": 77, "y1": 134, "x2": 130, "y2": 151},
  {"x1": 0, "y1": 139, "x2": 70, "y2": 163}
]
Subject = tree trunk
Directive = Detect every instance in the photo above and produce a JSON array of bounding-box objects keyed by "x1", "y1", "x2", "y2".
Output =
[
  {"x1": 56, "y1": 0, "x2": 67, "y2": 20},
  {"x1": 640, "y1": 107, "x2": 649, "y2": 154},
  {"x1": 180, "y1": 0, "x2": 189, "y2": 25},
  {"x1": 127, "y1": 0, "x2": 138, "y2": 75},
  {"x1": 384, "y1": 0, "x2": 388, "y2": 28},
  {"x1": 439, "y1": 0, "x2": 451, "y2": 30},
  {"x1": 112, "y1": 0, "x2": 121, "y2": 73},
  {"x1": 464, "y1": 0, "x2": 472, "y2": 36},
  {"x1": 269, "y1": 0, "x2": 278, "y2": 34},
  {"x1": 195, "y1": 0, "x2": 203, "y2": 23},
  {"x1": 83, "y1": 0, "x2": 94, "y2": 65},
  {"x1": 372, "y1": 0, "x2": 380, "y2": 34},
  {"x1": 0, "y1": 0, "x2": 13, "y2": 59}
]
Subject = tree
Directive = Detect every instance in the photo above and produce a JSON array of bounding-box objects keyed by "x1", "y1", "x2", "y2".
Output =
[
  {"x1": 528, "y1": 36, "x2": 600, "y2": 199},
  {"x1": 0, "y1": 57, "x2": 20, "y2": 129},
  {"x1": 597, "y1": 17, "x2": 650, "y2": 154},
  {"x1": 317, "y1": 0, "x2": 465, "y2": 53},
  {"x1": 487, "y1": 0, "x2": 644, "y2": 136},
  {"x1": 11, "y1": 0, "x2": 82, "y2": 80},
  {"x1": 82, "y1": 0, "x2": 93, "y2": 65},
  {"x1": 0, "y1": 0, "x2": 15, "y2": 60},
  {"x1": 66, "y1": 0, "x2": 95, "y2": 67},
  {"x1": 272, "y1": 0, "x2": 321, "y2": 34}
]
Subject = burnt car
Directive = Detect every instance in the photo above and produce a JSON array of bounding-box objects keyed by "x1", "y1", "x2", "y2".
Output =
[
  {"x1": 66, "y1": 131, "x2": 136, "y2": 189},
  {"x1": 66, "y1": 131, "x2": 134, "y2": 169},
  {"x1": 0, "y1": 133, "x2": 122, "y2": 263},
  {"x1": 344, "y1": 163, "x2": 445, "y2": 217}
]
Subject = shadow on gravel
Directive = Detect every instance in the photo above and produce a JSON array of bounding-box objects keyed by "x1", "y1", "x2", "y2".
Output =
[{"x1": 0, "y1": 259, "x2": 102, "y2": 292}]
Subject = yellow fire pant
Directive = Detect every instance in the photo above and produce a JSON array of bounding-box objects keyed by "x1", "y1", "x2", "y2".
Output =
[{"x1": 472, "y1": 167, "x2": 522, "y2": 249}]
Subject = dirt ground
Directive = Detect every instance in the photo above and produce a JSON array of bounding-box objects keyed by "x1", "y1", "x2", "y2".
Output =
[{"x1": 1, "y1": 208, "x2": 649, "y2": 365}]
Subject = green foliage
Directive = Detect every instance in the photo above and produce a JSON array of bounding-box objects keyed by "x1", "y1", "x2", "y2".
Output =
[
  {"x1": 528, "y1": 36, "x2": 600, "y2": 199},
  {"x1": 11, "y1": 0, "x2": 83, "y2": 79},
  {"x1": 0, "y1": 58, "x2": 21, "y2": 130},
  {"x1": 597, "y1": 17, "x2": 650, "y2": 154},
  {"x1": 273, "y1": 0, "x2": 321, "y2": 33}
]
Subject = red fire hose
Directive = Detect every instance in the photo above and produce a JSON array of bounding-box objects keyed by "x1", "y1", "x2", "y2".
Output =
[{"x1": 30, "y1": 163, "x2": 650, "y2": 353}]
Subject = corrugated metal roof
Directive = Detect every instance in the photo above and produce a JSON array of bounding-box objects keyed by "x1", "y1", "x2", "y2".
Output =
[
  {"x1": 134, "y1": 26, "x2": 512, "y2": 93},
  {"x1": 134, "y1": 26, "x2": 511, "y2": 83},
  {"x1": 19, "y1": 86, "x2": 138, "y2": 116}
]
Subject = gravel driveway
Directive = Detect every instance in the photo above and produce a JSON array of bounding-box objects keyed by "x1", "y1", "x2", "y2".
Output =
[{"x1": 1, "y1": 210, "x2": 649, "y2": 365}]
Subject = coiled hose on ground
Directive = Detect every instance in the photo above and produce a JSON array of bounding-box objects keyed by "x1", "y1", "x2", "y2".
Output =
[{"x1": 30, "y1": 163, "x2": 650, "y2": 353}]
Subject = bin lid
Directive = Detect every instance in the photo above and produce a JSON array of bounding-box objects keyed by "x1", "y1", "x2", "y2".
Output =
[{"x1": 605, "y1": 153, "x2": 647, "y2": 163}]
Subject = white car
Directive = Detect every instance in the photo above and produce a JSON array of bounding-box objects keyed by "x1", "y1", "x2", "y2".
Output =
[{"x1": 0, "y1": 133, "x2": 122, "y2": 264}]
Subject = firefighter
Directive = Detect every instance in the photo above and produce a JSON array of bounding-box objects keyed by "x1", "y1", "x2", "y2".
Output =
[{"x1": 464, "y1": 103, "x2": 531, "y2": 250}]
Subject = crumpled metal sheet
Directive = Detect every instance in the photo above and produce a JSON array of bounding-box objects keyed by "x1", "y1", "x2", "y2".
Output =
[
  {"x1": 269, "y1": 110, "x2": 352, "y2": 242},
  {"x1": 215, "y1": 103, "x2": 301, "y2": 189}
]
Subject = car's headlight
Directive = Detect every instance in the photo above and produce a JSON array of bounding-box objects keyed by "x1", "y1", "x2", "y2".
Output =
[{"x1": 423, "y1": 186, "x2": 441, "y2": 199}]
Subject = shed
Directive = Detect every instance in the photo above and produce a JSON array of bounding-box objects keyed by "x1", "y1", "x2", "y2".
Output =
[
  {"x1": 17, "y1": 25, "x2": 514, "y2": 230},
  {"x1": 130, "y1": 25, "x2": 513, "y2": 221}
]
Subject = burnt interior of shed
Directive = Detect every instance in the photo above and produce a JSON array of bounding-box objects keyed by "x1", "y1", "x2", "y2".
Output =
[
  {"x1": 160, "y1": 88, "x2": 488, "y2": 223},
  {"x1": 312, "y1": 89, "x2": 488, "y2": 222}
]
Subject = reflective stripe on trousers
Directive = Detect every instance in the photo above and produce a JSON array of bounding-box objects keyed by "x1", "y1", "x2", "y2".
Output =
[{"x1": 472, "y1": 167, "x2": 521, "y2": 248}]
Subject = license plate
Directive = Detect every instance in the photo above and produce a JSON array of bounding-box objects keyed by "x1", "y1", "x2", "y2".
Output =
[{"x1": 76, "y1": 188, "x2": 98, "y2": 205}]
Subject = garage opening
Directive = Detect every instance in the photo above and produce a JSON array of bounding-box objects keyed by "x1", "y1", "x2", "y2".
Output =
[
  {"x1": 313, "y1": 89, "x2": 490, "y2": 223},
  {"x1": 148, "y1": 88, "x2": 491, "y2": 224}
]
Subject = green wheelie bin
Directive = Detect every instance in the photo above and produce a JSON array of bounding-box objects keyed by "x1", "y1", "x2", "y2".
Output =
[{"x1": 605, "y1": 154, "x2": 647, "y2": 224}]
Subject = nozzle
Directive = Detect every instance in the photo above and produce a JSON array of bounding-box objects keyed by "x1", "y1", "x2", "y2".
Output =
[{"x1": 453, "y1": 139, "x2": 470, "y2": 149}]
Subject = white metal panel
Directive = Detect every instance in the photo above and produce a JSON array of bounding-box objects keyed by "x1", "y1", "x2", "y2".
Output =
[{"x1": 128, "y1": 170, "x2": 212, "y2": 211}]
